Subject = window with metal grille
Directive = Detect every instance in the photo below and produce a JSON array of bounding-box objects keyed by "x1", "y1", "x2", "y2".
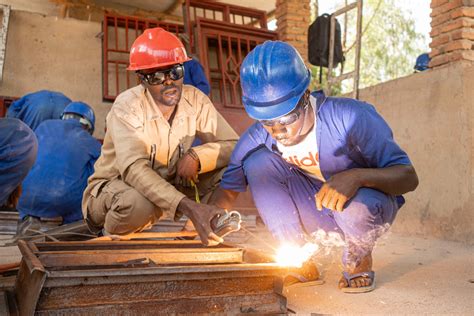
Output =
[
  {"x1": 183, "y1": 0, "x2": 268, "y2": 55},
  {"x1": 102, "y1": 14, "x2": 184, "y2": 101},
  {"x1": 0, "y1": 96, "x2": 18, "y2": 117}
]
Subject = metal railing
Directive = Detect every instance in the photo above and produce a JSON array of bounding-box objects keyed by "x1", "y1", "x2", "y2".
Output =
[{"x1": 327, "y1": 0, "x2": 363, "y2": 99}]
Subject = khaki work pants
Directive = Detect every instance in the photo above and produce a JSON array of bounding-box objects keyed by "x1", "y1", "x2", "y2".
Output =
[{"x1": 84, "y1": 168, "x2": 225, "y2": 235}]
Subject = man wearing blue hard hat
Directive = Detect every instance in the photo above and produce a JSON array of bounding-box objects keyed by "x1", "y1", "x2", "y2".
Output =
[
  {"x1": 212, "y1": 41, "x2": 419, "y2": 293},
  {"x1": 15, "y1": 102, "x2": 101, "y2": 238},
  {"x1": 7, "y1": 90, "x2": 72, "y2": 131},
  {"x1": 414, "y1": 53, "x2": 430, "y2": 72},
  {"x1": 0, "y1": 118, "x2": 37, "y2": 211}
]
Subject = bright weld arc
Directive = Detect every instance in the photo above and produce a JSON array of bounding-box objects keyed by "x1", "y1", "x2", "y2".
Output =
[{"x1": 275, "y1": 243, "x2": 319, "y2": 267}]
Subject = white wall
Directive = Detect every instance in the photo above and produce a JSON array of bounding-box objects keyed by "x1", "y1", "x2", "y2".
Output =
[{"x1": 0, "y1": 10, "x2": 110, "y2": 138}]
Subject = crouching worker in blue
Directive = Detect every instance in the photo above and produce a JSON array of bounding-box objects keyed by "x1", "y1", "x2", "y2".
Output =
[
  {"x1": 15, "y1": 102, "x2": 101, "y2": 237},
  {"x1": 211, "y1": 41, "x2": 419, "y2": 293},
  {"x1": 0, "y1": 118, "x2": 37, "y2": 210},
  {"x1": 7, "y1": 90, "x2": 72, "y2": 131}
]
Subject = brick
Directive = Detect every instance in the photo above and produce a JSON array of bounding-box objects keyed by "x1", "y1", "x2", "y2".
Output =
[
  {"x1": 440, "y1": 17, "x2": 474, "y2": 34},
  {"x1": 450, "y1": 27, "x2": 474, "y2": 40},
  {"x1": 450, "y1": 49, "x2": 474, "y2": 61},
  {"x1": 429, "y1": 54, "x2": 450, "y2": 67},
  {"x1": 431, "y1": 0, "x2": 463, "y2": 14},
  {"x1": 286, "y1": 27, "x2": 307, "y2": 35},
  {"x1": 430, "y1": 25, "x2": 442, "y2": 37},
  {"x1": 296, "y1": 35, "x2": 308, "y2": 42},
  {"x1": 429, "y1": 40, "x2": 447, "y2": 52},
  {"x1": 284, "y1": 14, "x2": 307, "y2": 22},
  {"x1": 430, "y1": 33, "x2": 451, "y2": 47},
  {"x1": 431, "y1": 0, "x2": 449, "y2": 9},
  {"x1": 451, "y1": 6, "x2": 474, "y2": 19},
  {"x1": 430, "y1": 7, "x2": 441, "y2": 17},
  {"x1": 429, "y1": 47, "x2": 442, "y2": 58},
  {"x1": 430, "y1": 50, "x2": 474, "y2": 68},
  {"x1": 431, "y1": 12, "x2": 452, "y2": 27},
  {"x1": 444, "y1": 39, "x2": 474, "y2": 51}
]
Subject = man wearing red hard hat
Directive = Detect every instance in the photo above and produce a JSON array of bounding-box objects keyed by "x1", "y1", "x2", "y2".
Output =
[{"x1": 82, "y1": 28, "x2": 238, "y2": 245}]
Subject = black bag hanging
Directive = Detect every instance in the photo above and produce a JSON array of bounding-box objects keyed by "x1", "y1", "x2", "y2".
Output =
[{"x1": 308, "y1": 13, "x2": 344, "y2": 71}]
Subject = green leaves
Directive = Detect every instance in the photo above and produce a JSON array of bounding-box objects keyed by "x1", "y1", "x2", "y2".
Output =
[{"x1": 310, "y1": 0, "x2": 427, "y2": 95}]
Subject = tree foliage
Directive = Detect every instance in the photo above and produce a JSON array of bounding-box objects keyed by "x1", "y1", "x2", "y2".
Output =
[{"x1": 310, "y1": 0, "x2": 427, "y2": 94}]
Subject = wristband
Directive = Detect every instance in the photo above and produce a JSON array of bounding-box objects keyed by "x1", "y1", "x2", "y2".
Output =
[{"x1": 187, "y1": 148, "x2": 200, "y2": 162}]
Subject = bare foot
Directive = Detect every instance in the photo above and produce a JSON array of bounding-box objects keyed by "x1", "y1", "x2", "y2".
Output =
[{"x1": 338, "y1": 252, "x2": 373, "y2": 289}]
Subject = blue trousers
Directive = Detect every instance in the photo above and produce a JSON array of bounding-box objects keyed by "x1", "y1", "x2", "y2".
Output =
[{"x1": 243, "y1": 148, "x2": 400, "y2": 267}]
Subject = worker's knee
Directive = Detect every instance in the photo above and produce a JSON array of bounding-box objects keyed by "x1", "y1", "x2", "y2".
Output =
[
  {"x1": 243, "y1": 148, "x2": 287, "y2": 182},
  {"x1": 104, "y1": 188, "x2": 160, "y2": 235},
  {"x1": 334, "y1": 188, "x2": 398, "y2": 239},
  {"x1": 86, "y1": 180, "x2": 161, "y2": 235}
]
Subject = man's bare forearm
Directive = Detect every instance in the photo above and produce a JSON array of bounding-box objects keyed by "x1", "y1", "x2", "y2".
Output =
[{"x1": 353, "y1": 164, "x2": 419, "y2": 195}]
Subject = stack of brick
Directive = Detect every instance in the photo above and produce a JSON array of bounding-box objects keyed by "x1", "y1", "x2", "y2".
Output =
[
  {"x1": 275, "y1": 0, "x2": 311, "y2": 62},
  {"x1": 429, "y1": 0, "x2": 474, "y2": 68}
]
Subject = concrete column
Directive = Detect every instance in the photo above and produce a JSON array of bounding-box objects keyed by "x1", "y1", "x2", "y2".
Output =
[
  {"x1": 275, "y1": 0, "x2": 311, "y2": 62},
  {"x1": 429, "y1": 0, "x2": 474, "y2": 68}
]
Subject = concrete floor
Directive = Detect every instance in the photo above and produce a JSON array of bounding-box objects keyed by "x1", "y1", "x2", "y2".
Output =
[
  {"x1": 1, "y1": 230, "x2": 473, "y2": 314},
  {"x1": 283, "y1": 233, "x2": 474, "y2": 315}
]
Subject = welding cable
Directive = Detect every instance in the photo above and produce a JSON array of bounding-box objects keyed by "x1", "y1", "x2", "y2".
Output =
[{"x1": 190, "y1": 179, "x2": 200, "y2": 203}]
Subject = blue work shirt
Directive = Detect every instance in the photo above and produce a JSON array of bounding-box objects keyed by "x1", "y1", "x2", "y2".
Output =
[
  {"x1": 0, "y1": 118, "x2": 37, "y2": 206},
  {"x1": 184, "y1": 59, "x2": 211, "y2": 95},
  {"x1": 17, "y1": 119, "x2": 101, "y2": 223},
  {"x1": 221, "y1": 90, "x2": 412, "y2": 203},
  {"x1": 7, "y1": 90, "x2": 71, "y2": 131}
]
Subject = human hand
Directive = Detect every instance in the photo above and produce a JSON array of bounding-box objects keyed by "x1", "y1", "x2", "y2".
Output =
[
  {"x1": 315, "y1": 169, "x2": 362, "y2": 212},
  {"x1": 176, "y1": 151, "x2": 199, "y2": 187},
  {"x1": 177, "y1": 198, "x2": 225, "y2": 246}
]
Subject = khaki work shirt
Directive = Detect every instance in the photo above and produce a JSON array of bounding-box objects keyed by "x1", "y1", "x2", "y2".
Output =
[{"x1": 83, "y1": 84, "x2": 238, "y2": 220}]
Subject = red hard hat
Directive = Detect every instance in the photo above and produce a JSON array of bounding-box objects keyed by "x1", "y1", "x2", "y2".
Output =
[{"x1": 127, "y1": 27, "x2": 191, "y2": 71}]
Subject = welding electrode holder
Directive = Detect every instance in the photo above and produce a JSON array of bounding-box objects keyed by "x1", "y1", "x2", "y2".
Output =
[{"x1": 211, "y1": 210, "x2": 242, "y2": 238}]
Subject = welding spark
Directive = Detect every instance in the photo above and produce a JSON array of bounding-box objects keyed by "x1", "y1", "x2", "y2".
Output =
[{"x1": 275, "y1": 243, "x2": 319, "y2": 267}]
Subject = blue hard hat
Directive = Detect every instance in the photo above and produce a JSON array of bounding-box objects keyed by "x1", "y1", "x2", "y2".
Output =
[
  {"x1": 240, "y1": 41, "x2": 311, "y2": 120},
  {"x1": 62, "y1": 102, "x2": 96, "y2": 134},
  {"x1": 414, "y1": 53, "x2": 430, "y2": 72}
]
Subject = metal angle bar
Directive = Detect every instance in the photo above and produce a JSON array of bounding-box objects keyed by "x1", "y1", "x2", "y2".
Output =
[
  {"x1": 38, "y1": 250, "x2": 244, "y2": 267},
  {"x1": 329, "y1": 71, "x2": 355, "y2": 84},
  {"x1": 332, "y1": 1, "x2": 357, "y2": 16},
  {"x1": 37, "y1": 246, "x2": 242, "y2": 254},
  {"x1": 353, "y1": 0, "x2": 363, "y2": 99},
  {"x1": 46, "y1": 262, "x2": 286, "y2": 279},
  {"x1": 89, "y1": 231, "x2": 198, "y2": 241},
  {"x1": 34, "y1": 292, "x2": 286, "y2": 315},
  {"x1": 37, "y1": 276, "x2": 278, "y2": 309},
  {"x1": 14, "y1": 241, "x2": 47, "y2": 316},
  {"x1": 327, "y1": 14, "x2": 336, "y2": 95},
  {"x1": 35, "y1": 240, "x2": 210, "y2": 251},
  {"x1": 0, "y1": 5, "x2": 10, "y2": 82}
]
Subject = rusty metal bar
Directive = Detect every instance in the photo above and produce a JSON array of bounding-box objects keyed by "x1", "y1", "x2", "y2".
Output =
[
  {"x1": 14, "y1": 240, "x2": 47, "y2": 316},
  {"x1": 13, "y1": 239, "x2": 289, "y2": 314},
  {"x1": 38, "y1": 250, "x2": 243, "y2": 268},
  {"x1": 35, "y1": 239, "x2": 206, "y2": 251},
  {"x1": 35, "y1": 293, "x2": 285, "y2": 315},
  {"x1": 90, "y1": 230, "x2": 198, "y2": 241},
  {"x1": 102, "y1": 15, "x2": 109, "y2": 101}
]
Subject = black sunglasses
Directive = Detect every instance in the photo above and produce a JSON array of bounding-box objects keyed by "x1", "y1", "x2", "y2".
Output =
[
  {"x1": 260, "y1": 94, "x2": 309, "y2": 127},
  {"x1": 138, "y1": 64, "x2": 185, "y2": 85}
]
